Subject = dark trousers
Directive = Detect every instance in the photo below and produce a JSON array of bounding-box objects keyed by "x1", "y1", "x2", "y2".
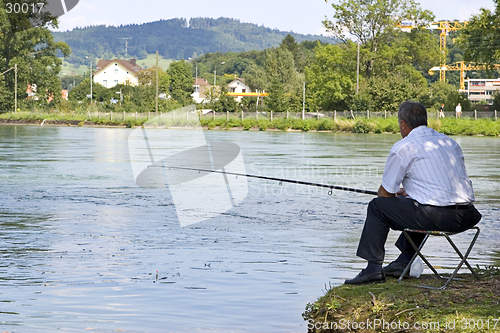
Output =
[{"x1": 356, "y1": 196, "x2": 482, "y2": 264}]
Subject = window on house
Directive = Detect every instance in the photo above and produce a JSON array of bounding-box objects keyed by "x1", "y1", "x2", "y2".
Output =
[
  {"x1": 103, "y1": 80, "x2": 107, "y2": 87},
  {"x1": 242, "y1": 89, "x2": 246, "y2": 93},
  {"x1": 115, "y1": 69, "x2": 119, "y2": 75},
  {"x1": 114, "y1": 80, "x2": 118, "y2": 85}
]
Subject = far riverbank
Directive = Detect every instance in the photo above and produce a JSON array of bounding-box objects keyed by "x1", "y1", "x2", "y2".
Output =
[{"x1": 1, "y1": 112, "x2": 500, "y2": 136}]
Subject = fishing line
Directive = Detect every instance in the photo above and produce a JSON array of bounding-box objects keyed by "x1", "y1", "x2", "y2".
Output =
[{"x1": 166, "y1": 165, "x2": 378, "y2": 196}]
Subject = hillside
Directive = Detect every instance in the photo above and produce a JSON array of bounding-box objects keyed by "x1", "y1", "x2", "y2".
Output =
[{"x1": 53, "y1": 17, "x2": 335, "y2": 66}]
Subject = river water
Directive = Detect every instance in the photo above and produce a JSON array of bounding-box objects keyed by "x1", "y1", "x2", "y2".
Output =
[{"x1": 0, "y1": 125, "x2": 499, "y2": 332}]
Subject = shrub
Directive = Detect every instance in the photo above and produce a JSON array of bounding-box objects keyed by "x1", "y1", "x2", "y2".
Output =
[
  {"x1": 258, "y1": 119, "x2": 270, "y2": 131},
  {"x1": 353, "y1": 119, "x2": 375, "y2": 133},
  {"x1": 242, "y1": 118, "x2": 256, "y2": 130},
  {"x1": 317, "y1": 119, "x2": 337, "y2": 131}
]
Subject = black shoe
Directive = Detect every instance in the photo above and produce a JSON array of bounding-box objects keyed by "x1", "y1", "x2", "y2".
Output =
[
  {"x1": 382, "y1": 261, "x2": 409, "y2": 278},
  {"x1": 344, "y1": 270, "x2": 386, "y2": 285}
]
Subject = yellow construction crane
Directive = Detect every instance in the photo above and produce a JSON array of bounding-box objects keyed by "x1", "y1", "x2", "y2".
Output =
[
  {"x1": 398, "y1": 21, "x2": 468, "y2": 82},
  {"x1": 433, "y1": 21, "x2": 468, "y2": 82},
  {"x1": 429, "y1": 61, "x2": 500, "y2": 91}
]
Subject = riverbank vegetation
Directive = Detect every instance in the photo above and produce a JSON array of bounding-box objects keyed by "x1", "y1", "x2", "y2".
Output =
[
  {"x1": 2, "y1": 111, "x2": 500, "y2": 136},
  {"x1": 303, "y1": 268, "x2": 500, "y2": 333}
]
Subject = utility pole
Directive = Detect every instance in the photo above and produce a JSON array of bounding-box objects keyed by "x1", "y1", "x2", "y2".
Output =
[
  {"x1": 156, "y1": 50, "x2": 159, "y2": 114},
  {"x1": 356, "y1": 39, "x2": 360, "y2": 95},
  {"x1": 14, "y1": 64, "x2": 17, "y2": 113},
  {"x1": 2, "y1": 64, "x2": 18, "y2": 113},
  {"x1": 119, "y1": 37, "x2": 132, "y2": 59},
  {"x1": 302, "y1": 81, "x2": 305, "y2": 120}
]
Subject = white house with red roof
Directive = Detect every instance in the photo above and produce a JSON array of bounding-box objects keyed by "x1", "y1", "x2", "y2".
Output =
[
  {"x1": 192, "y1": 78, "x2": 211, "y2": 103},
  {"x1": 227, "y1": 78, "x2": 252, "y2": 102},
  {"x1": 93, "y1": 58, "x2": 142, "y2": 88}
]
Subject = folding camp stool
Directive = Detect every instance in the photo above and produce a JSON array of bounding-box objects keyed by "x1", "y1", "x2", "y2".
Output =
[{"x1": 397, "y1": 227, "x2": 480, "y2": 290}]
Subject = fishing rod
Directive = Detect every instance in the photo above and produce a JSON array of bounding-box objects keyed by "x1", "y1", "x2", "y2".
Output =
[{"x1": 166, "y1": 165, "x2": 378, "y2": 196}]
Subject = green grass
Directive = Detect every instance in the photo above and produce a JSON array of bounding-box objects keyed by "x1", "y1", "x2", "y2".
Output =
[
  {"x1": 304, "y1": 268, "x2": 500, "y2": 333},
  {"x1": 2, "y1": 111, "x2": 500, "y2": 136},
  {"x1": 60, "y1": 59, "x2": 88, "y2": 76},
  {"x1": 135, "y1": 54, "x2": 173, "y2": 70}
]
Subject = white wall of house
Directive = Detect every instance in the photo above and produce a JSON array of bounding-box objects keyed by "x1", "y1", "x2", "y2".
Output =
[
  {"x1": 228, "y1": 79, "x2": 251, "y2": 102},
  {"x1": 228, "y1": 79, "x2": 251, "y2": 94},
  {"x1": 94, "y1": 62, "x2": 139, "y2": 88}
]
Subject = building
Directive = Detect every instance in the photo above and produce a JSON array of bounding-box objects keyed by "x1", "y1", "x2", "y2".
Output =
[
  {"x1": 466, "y1": 78, "x2": 500, "y2": 105},
  {"x1": 192, "y1": 78, "x2": 211, "y2": 103},
  {"x1": 227, "y1": 78, "x2": 251, "y2": 102},
  {"x1": 93, "y1": 59, "x2": 142, "y2": 88}
]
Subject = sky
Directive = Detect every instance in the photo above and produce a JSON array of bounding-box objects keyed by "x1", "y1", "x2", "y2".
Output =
[{"x1": 55, "y1": 0, "x2": 496, "y2": 36}]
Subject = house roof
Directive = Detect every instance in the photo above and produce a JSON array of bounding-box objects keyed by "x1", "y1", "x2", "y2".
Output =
[
  {"x1": 194, "y1": 78, "x2": 210, "y2": 86},
  {"x1": 228, "y1": 78, "x2": 248, "y2": 87},
  {"x1": 93, "y1": 59, "x2": 142, "y2": 77}
]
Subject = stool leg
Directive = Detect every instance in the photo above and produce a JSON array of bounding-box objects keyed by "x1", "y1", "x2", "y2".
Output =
[
  {"x1": 443, "y1": 228, "x2": 481, "y2": 285},
  {"x1": 398, "y1": 233, "x2": 428, "y2": 284},
  {"x1": 404, "y1": 227, "x2": 481, "y2": 290},
  {"x1": 403, "y1": 230, "x2": 443, "y2": 279}
]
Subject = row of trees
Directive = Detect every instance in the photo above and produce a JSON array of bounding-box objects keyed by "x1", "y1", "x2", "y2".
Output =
[
  {"x1": 3, "y1": 0, "x2": 500, "y2": 113},
  {"x1": 187, "y1": 0, "x2": 500, "y2": 113}
]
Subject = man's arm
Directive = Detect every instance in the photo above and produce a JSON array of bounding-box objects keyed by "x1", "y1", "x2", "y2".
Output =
[
  {"x1": 378, "y1": 185, "x2": 408, "y2": 198},
  {"x1": 377, "y1": 185, "x2": 395, "y2": 198}
]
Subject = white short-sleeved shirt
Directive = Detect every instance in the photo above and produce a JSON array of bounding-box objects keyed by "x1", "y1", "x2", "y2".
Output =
[{"x1": 381, "y1": 126, "x2": 475, "y2": 206}]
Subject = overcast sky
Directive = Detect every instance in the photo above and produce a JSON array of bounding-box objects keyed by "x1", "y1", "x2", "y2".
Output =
[{"x1": 55, "y1": 0, "x2": 496, "y2": 35}]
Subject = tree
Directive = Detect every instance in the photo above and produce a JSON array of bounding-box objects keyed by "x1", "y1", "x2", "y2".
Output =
[
  {"x1": 305, "y1": 43, "x2": 354, "y2": 111},
  {"x1": 137, "y1": 66, "x2": 170, "y2": 93},
  {"x1": 323, "y1": 0, "x2": 434, "y2": 78},
  {"x1": 266, "y1": 77, "x2": 289, "y2": 113},
  {"x1": 242, "y1": 64, "x2": 268, "y2": 92},
  {"x1": 167, "y1": 60, "x2": 193, "y2": 105},
  {"x1": 456, "y1": 0, "x2": 500, "y2": 64},
  {"x1": 367, "y1": 65, "x2": 429, "y2": 111},
  {"x1": 265, "y1": 47, "x2": 299, "y2": 112},
  {"x1": 1, "y1": 0, "x2": 70, "y2": 109},
  {"x1": 211, "y1": 87, "x2": 239, "y2": 113},
  {"x1": 68, "y1": 78, "x2": 106, "y2": 102},
  {"x1": 280, "y1": 34, "x2": 306, "y2": 72},
  {"x1": 492, "y1": 91, "x2": 500, "y2": 111},
  {"x1": 424, "y1": 81, "x2": 471, "y2": 112}
]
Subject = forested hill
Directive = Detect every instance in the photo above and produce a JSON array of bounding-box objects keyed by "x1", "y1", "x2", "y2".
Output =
[{"x1": 53, "y1": 17, "x2": 335, "y2": 65}]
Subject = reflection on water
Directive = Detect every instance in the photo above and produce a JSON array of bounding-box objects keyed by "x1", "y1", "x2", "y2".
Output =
[{"x1": 0, "y1": 125, "x2": 499, "y2": 332}]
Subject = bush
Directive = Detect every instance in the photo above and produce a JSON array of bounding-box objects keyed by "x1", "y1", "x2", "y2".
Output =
[
  {"x1": 317, "y1": 119, "x2": 337, "y2": 131},
  {"x1": 301, "y1": 119, "x2": 312, "y2": 131},
  {"x1": 242, "y1": 118, "x2": 256, "y2": 130},
  {"x1": 353, "y1": 119, "x2": 375, "y2": 133},
  {"x1": 258, "y1": 119, "x2": 270, "y2": 131}
]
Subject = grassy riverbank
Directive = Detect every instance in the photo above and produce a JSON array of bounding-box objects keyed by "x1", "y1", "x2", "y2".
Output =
[
  {"x1": 303, "y1": 268, "x2": 500, "y2": 333},
  {"x1": 1, "y1": 112, "x2": 500, "y2": 136}
]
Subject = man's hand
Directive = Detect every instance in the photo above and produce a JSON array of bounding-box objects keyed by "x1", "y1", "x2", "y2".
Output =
[
  {"x1": 396, "y1": 188, "x2": 408, "y2": 197},
  {"x1": 377, "y1": 185, "x2": 395, "y2": 198}
]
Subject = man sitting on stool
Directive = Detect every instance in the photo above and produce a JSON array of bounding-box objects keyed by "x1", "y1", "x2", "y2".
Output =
[{"x1": 345, "y1": 101, "x2": 482, "y2": 285}]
